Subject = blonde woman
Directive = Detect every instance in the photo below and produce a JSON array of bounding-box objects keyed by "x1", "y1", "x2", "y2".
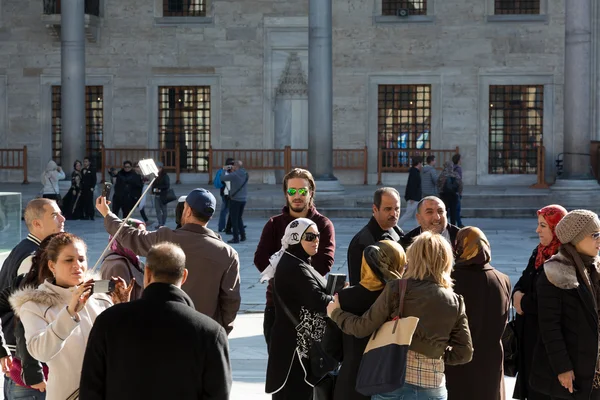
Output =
[
  {"x1": 327, "y1": 231, "x2": 473, "y2": 400},
  {"x1": 40, "y1": 161, "x2": 65, "y2": 201}
]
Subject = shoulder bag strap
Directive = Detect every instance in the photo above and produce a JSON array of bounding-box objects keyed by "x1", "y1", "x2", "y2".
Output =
[
  {"x1": 273, "y1": 280, "x2": 299, "y2": 326},
  {"x1": 397, "y1": 279, "x2": 408, "y2": 319},
  {"x1": 230, "y1": 173, "x2": 249, "y2": 198}
]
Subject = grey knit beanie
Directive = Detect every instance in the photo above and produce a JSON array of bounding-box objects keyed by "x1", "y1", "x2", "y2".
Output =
[{"x1": 555, "y1": 209, "x2": 600, "y2": 245}]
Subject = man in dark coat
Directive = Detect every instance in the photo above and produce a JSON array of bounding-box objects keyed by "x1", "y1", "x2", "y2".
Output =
[
  {"x1": 80, "y1": 242, "x2": 231, "y2": 400},
  {"x1": 254, "y1": 168, "x2": 335, "y2": 347},
  {"x1": 347, "y1": 187, "x2": 403, "y2": 285},
  {"x1": 400, "y1": 196, "x2": 459, "y2": 251},
  {"x1": 110, "y1": 160, "x2": 143, "y2": 218},
  {"x1": 81, "y1": 157, "x2": 97, "y2": 220},
  {"x1": 0, "y1": 198, "x2": 65, "y2": 399},
  {"x1": 398, "y1": 156, "x2": 423, "y2": 229}
]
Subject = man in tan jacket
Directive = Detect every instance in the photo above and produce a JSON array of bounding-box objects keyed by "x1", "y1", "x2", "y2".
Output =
[{"x1": 96, "y1": 188, "x2": 241, "y2": 334}]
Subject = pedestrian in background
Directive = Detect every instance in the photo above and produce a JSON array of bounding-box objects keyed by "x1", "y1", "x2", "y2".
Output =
[
  {"x1": 81, "y1": 157, "x2": 97, "y2": 221},
  {"x1": 221, "y1": 160, "x2": 248, "y2": 244},
  {"x1": 445, "y1": 226, "x2": 511, "y2": 400},
  {"x1": 512, "y1": 204, "x2": 567, "y2": 400},
  {"x1": 40, "y1": 161, "x2": 65, "y2": 201},
  {"x1": 151, "y1": 162, "x2": 170, "y2": 228},
  {"x1": 437, "y1": 161, "x2": 462, "y2": 226},
  {"x1": 110, "y1": 160, "x2": 143, "y2": 219},
  {"x1": 421, "y1": 155, "x2": 438, "y2": 197},
  {"x1": 398, "y1": 156, "x2": 422, "y2": 228},
  {"x1": 452, "y1": 154, "x2": 464, "y2": 228},
  {"x1": 215, "y1": 157, "x2": 234, "y2": 233},
  {"x1": 61, "y1": 160, "x2": 83, "y2": 220}
]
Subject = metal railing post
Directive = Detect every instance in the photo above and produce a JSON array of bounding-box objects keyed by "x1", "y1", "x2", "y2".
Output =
[{"x1": 22, "y1": 146, "x2": 29, "y2": 184}]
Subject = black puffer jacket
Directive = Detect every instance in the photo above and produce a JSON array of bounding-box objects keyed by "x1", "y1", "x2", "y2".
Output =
[{"x1": 530, "y1": 245, "x2": 600, "y2": 399}]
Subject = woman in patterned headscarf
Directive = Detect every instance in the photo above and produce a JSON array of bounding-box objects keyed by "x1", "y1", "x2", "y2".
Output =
[
  {"x1": 445, "y1": 227, "x2": 511, "y2": 400},
  {"x1": 512, "y1": 204, "x2": 567, "y2": 400},
  {"x1": 331, "y1": 240, "x2": 406, "y2": 400}
]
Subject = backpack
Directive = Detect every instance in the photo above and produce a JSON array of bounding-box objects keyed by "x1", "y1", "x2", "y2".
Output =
[
  {"x1": 213, "y1": 169, "x2": 224, "y2": 189},
  {"x1": 442, "y1": 176, "x2": 459, "y2": 194}
]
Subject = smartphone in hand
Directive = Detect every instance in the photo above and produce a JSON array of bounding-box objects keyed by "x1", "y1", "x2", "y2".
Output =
[
  {"x1": 92, "y1": 280, "x2": 116, "y2": 294},
  {"x1": 101, "y1": 182, "x2": 112, "y2": 198},
  {"x1": 326, "y1": 274, "x2": 347, "y2": 295}
]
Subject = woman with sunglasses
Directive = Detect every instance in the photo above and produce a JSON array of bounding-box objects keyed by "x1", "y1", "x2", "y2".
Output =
[
  {"x1": 263, "y1": 218, "x2": 333, "y2": 399},
  {"x1": 529, "y1": 210, "x2": 600, "y2": 400}
]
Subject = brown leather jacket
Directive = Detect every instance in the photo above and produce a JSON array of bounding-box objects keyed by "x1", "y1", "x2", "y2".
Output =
[{"x1": 330, "y1": 278, "x2": 473, "y2": 365}]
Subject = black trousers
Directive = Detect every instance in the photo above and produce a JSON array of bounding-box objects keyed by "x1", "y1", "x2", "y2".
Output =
[
  {"x1": 229, "y1": 200, "x2": 246, "y2": 241},
  {"x1": 264, "y1": 306, "x2": 275, "y2": 349},
  {"x1": 81, "y1": 188, "x2": 95, "y2": 220},
  {"x1": 440, "y1": 192, "x2": 459, "y2": 226},
  {"x1": 111, "y1": 197, "x2": 135, "y2": 219}
]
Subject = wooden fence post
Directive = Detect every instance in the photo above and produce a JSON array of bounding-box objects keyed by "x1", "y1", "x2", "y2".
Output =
[
  {"x1": 284, "y1": 146, "x2": 291, "y2": 173},
  {"x1": 530, "y1": 145, "x2": 549, "y2": 189},
  {"x1": 175, "y1": 143, "x2": 181, "y2": 184},
  {"x1": 22, "y1": 146, "x2": 29, "y2": 184},
  {"x1": 208, "y1": 146, "x2": 213, "y2": 184}
]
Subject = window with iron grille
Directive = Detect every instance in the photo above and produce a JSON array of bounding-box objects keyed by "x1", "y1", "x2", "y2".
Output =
[
  {"x1": 489, "y1": 85, "x2": 543, "y2": 174},
  {"x1": 43, "y1": 0, "x2": 101, "y2": 17},
  {"x1": 494, "y1": 0, "x2": 540, "y2": 15},
  {"x1": 382, "y1": 0, "x2": 427, "y2": 16},
  {"x1": 378, "y1": 85, "x2": 431, "y2": 167},
  {"x1": 163, "y1": 0, "x2": 206, "y2": 16},
  {"x1": 158, "y1": 86, "x2": 211, "y2": 172},
  {"x1": 51, "y1": 86, "x2": 104, "y2": 169}
]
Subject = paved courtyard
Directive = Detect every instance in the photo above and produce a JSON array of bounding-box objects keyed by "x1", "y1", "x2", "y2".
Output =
[{"x1": 1, "y1": 214, "x2": 538, "y2": 399}]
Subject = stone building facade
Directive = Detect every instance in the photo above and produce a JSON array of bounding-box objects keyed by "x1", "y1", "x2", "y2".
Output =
[{"x1": 0, "y1": 0, "x2": 596, "y2": 185}]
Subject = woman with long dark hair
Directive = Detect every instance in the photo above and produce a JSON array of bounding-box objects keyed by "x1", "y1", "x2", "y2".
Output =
[{"x1": 61, "y1": 160, "x2": 84, "y2": 220}]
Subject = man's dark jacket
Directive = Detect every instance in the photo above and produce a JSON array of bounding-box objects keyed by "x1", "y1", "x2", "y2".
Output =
[
  {"x1": 254, "y1": 206, "x2": 335, "y2": 306},
  {"x1": 404, "y1": 166, "x2": 422, "y2": 202},
  {"x1": 80, "y1": 283, "x2": 231, "y2": 400},
  {"x1": 0, "y1": 234, "x2": 40, "y2": 355},
  {"x1": 347, "y1": 217, "x2": 403, "y2": 285},
  {"x1": 400, "y1": 224, "x2": 460, "y2": 251},
  {"x1": 81, "y1": 166, "x2": 97, "y2": 191}
]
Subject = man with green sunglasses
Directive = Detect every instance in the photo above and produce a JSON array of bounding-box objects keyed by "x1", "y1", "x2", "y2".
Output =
[{"x1": 254, "y1": 168, "x2": 335, "y2": 348}]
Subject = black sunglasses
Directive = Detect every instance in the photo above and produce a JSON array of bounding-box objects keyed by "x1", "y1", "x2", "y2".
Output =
[{"x1": 302, "y1": 232, "x2": 320, "y2": 242}]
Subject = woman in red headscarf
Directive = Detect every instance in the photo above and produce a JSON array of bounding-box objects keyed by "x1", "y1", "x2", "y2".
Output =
[{"x1": 512, "y1": 204, "x2": 567, "y2": 399}]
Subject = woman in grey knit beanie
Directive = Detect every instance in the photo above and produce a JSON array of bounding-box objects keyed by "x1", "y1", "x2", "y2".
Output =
[{"x1": 530, "y1": 209, "x2": 600, "y2": 399}]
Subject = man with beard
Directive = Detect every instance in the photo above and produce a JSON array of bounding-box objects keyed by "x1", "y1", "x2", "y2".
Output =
[
  {"x1": 254, "y1": 168, "x2": 335, "y2": 347},
  {"x1": 81, "y1": 157, "x2": 97, "y2": 220},
  {"x1": 347, "y1": 187, "x2": 404, "y2": 285},
  {"x1": 400, "y1": 195, "x2": 459, "y2": 251}
]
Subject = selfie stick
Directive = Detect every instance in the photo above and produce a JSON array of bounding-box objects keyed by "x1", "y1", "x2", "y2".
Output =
[{"x1": 91, "y1": 159, "x2": 159, "y2": 272}]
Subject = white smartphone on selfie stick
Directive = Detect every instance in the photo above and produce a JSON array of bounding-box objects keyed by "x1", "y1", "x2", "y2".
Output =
[{"x1": 91, "y1": 158, "x2": 159, "y2": 273}]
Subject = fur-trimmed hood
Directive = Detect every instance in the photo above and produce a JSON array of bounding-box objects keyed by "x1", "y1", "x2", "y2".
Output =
[
  {"x1": 544, "y1": 250, "x2": 600, "y2": 290},
  {"x1": 10, "y1": 272, "x2": 103, "y2": 317}
]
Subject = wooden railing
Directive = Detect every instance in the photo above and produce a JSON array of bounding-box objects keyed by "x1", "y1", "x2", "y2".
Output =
[
  {"x1": 208, "y1": 146, "x2": 369, "y2": 184},
  {"x1": 377, "y1": 147, "x2": 459, "y2": 184},
  {"x1": 530, "y1": 145, "x2": 549, "y2": 189},
  {"x1": 0, "y1": 146, "x2": 28, "y2": 184},
  {"x1": 101, "y1": 145, "x2": 181, "y2": 184}
]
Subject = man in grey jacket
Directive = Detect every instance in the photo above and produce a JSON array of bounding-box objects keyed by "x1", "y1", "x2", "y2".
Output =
[
  {"x1": 221, "y1": 160, "x2": 248, "y2": 244},
  {"x1": 421, "y1": 155, "x2": 439, "y2": 197},
  {"x1": 96, "y1": 188, "x2": 241, "y2": 334}
]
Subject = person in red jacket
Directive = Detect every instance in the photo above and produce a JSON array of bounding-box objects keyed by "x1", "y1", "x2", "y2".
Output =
[{"x1": 254, "y1": 168, "x2": 335, "y2": 348}]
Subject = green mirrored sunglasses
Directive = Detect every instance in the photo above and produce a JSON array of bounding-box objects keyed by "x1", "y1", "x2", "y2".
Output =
[{"x1": 287, "y1": 187, "x2": 309, "y2": 197}]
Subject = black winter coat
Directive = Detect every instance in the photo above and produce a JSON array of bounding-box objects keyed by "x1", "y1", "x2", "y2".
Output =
[
  {"x1": 400, "y1": 224, "x2": 459, "y2": 251},
  {"x1": 347, "y1": 217, "x2": 403, "y2": 285},
  {"x1": 513, "y1": 247, "x2": 549, "y2": 399},
  {"x1": 404, "y1": 166, "x2": 422, "y2": 202},
  {"x1": 81, "y1": 166, "x2": 97, "y2": 191},
  {"x1": 79, "y1": 283, "x2": 231, "y2": 400},
  {"x1": 530, "y1": 249, "x2": 600, "y2": 400},
  {"x1": 266, "y1": 251, "x2": 333, "y2": 394},
  {"x1": 333, "y1": 285, "x2": 381, "y2": 400},
  {"x1": 112, "y1": 169, "x2": 143, "y2": 203}
]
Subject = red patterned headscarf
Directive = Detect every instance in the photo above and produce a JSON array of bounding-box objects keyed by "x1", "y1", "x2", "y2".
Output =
[{"x1": 535, "y1": 205, "x2": 568, "y2": 269}]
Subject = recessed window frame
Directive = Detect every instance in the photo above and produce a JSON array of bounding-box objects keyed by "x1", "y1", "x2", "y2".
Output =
[
  {"x1": 373, "y1": 0, "x2": 435, "y2": 24},
  {"x1": 154, "y1": 0, "x2": 213, "y2": 26},
  {"x1": 486, "y1": 0, "x2": 548, "y2": 23}
]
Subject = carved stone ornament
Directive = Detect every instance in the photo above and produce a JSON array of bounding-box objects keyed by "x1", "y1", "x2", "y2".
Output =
[{"x1": 276, "y1": 52, "x2": 308, "y2": 98}]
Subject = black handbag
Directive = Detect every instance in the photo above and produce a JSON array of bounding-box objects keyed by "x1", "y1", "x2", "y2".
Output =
[
  {"x1": 503, "y1": 308, "x2": 518, "y2": 377},
  {"x1": 161, "y1": 188, "x2": 177, "y2": 205},
  {"x1": 313, "y1": 369, "x2": 338, "y2": 400}
]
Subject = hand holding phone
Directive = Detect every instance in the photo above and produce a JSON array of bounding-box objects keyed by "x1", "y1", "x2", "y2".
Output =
[
  {"x1": 101, "y1": 182, "x2": 112, "y2": 198},
  {"x1": 91, "y1": 280, "x2": 116, "y2": 294},
  {"x1": 326, "y1": 273, "x2": 347, "y2": 295}
]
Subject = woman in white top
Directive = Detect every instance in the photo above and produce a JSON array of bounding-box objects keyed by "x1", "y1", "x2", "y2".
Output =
[
  {"x1": 10, "y1": 232, "x2": 133, "y2": 400},
  {"x1": 40, "y1": 160, "x2": 65, "y2": 200}
]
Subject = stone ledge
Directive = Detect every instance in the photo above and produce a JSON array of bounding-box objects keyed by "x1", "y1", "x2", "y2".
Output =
[
  {"x1": 486, "y1": 15, "x2": 548, "y2": 23},
  {"x1": 373, "y1": 15, "x2": 435, "y2": 25},
  {"x1": 154, "y1": 16, "x2": 214, "y2": 26}
]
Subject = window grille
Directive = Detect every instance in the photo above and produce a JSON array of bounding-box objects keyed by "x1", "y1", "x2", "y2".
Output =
[
  {"x1": 51, "y1": 86, "x2": 104, "y2": 169},
  {"x1": 489, "y1": 85, "x2": 544, "y2": 174},
  {"x1": 158, "y1": 86, "x2": 211, "y2": 172},
  {"x1": 494, "y1": 0, "x2": 540, "y2": 15},
  {"x1": 378, "y1": 84, "x2": 431, "y2": 168},
  {"x1": 382, "y1": 0, "x2": 427, "y2": 16},
  {"x1": 163, "y1": 0, "x2": 206, "y2": 16},
  {"x1": 43, "y1": 0, "x2": 100, "y2": 17}
]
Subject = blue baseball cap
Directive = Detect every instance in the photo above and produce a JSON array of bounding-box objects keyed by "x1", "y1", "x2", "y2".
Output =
[{"x1": 185, "y1": 188, "x2": 216, "y2": 217}]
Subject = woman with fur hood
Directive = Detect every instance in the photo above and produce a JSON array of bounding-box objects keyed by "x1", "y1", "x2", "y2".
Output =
[
  {"x1": 530, "y1": 210, "x2": 600, "y2": 399},
  {"x1": 40, "y1": 161, "x2": 65, "y2": 201},
  {"x1": 10, "y1": 233, "x2": 134, "y2": 400}
]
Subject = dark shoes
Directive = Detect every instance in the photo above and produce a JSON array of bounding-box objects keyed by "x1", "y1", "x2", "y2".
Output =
[
  {"x1": 227, "y1": 239, "x2": 240, "y2": 244},
  {"x1": 241, "y1": 235, "x2": 246, "y2": 242}
]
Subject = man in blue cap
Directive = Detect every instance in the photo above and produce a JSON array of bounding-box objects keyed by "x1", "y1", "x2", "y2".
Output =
[{"x1": 96, "y1": 188, "x2": 241, "y2": 334}]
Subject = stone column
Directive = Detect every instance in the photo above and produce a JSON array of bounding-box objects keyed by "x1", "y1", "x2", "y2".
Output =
[
  {"x1": 563, "y1": 0, "x2": 593, "y2": 179},
  {"x1": 274, "y1": 53, "x2": 308, "y2": 183},
  {"x1": 61, "y1": 0, "x2": 86, "y2": 171},
  {"x1": 308, "y1": 0, "x2": 343, "y2": 191}
]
